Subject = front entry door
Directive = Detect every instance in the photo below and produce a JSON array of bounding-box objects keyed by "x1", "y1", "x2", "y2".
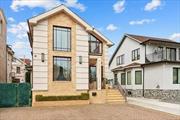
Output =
[{"x1": 89, "y1": 66, "x2": 97, "y2": 89}]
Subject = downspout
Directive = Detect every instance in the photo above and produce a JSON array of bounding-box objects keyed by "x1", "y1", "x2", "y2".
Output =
[{"x1": 143, "y1": 44, "x2": 146, "y2": 97}]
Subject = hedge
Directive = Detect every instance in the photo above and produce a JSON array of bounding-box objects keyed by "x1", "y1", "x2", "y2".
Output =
[{"x1": 36, "y1": 93, "x2": 89, "y2": 101}]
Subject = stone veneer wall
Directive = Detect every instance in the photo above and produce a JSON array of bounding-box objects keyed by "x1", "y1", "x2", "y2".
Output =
[{"x1": 127, "y1": 89, "x2": 180, "y2": 103}]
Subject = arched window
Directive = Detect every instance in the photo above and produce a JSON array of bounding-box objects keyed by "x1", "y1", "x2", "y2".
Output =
[{"x1": 89, "y1": 34, "x2": 102, "y2": 55}]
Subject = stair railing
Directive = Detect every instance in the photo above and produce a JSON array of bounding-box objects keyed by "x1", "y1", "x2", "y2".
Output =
[{"x1": 113, "y1": 81, "x2": 127, "y2": 102}]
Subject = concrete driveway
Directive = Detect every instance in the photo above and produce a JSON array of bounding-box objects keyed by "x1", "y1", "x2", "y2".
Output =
[{"x1": 0, "y1": 104, "x2": 179, "y2": 120}]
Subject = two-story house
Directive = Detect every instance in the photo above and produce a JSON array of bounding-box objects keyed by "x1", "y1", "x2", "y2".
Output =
[
  {"x1": 28, "y1": 5, "x2": 113, "y2": 106},
  {"x1": 7, "y1": 45, "x2": 14, "y2": 83},
  {"x1": 109, "y1": 34, "x2": 180, "y2": 102}
]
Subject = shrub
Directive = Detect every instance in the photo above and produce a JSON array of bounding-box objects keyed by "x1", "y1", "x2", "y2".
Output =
[{"x1": 36, "y1": 93, "x2": 89, "y2": 101}]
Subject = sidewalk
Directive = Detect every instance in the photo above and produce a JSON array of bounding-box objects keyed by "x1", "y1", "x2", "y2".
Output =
[{"x1": 127, "y1": 97, "x2": 180, "y2": 116}]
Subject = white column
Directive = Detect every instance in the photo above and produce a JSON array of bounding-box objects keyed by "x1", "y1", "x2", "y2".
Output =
[{"x1": 97, "y1": 58, "x2": 101, "y2": 90}]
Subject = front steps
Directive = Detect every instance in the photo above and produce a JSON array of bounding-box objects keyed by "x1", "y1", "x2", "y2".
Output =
[{"x1": 106, "y1": 89, "x2": 125, "y2": 104}]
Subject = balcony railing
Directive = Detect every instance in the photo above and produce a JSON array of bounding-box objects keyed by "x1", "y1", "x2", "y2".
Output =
[{"x1": 145, "y1": 50, "x2": 177, "y2": 63}]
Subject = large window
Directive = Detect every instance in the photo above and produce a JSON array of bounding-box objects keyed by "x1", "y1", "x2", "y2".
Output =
[
  {"x1": 89, "y1": 34, "x2": 102, "y2": 55},
  {"x1": 173, "y1": 68, "x2": 180, "y2": 84},
  {"x1": 53, "y1": 57, "x2": 71, "y2": 81},
  {"x1": 135, "y1": 71, "x2": 142, "y2": 85},
  {"x1": 16, "y1": 67, "x2": 20, "y2": 74},
  {"x1": 53, "y1": 26, "x2": 71, "y2": 51},
  {"x1": 127, "y1": 71, "x2": 131, "y2": 85},
  {"x1": 132, "y1": 48, "x2": 140, "y2": 61},
  {"x1": 121, "y1": 73, "x2": 126, "y2": 85},
  {"x1": 166, "y1": 48, "x2": 176, "y2": 61},
  {"x1": 116, "y1": 54, "x2": 125, "y2": 65}
]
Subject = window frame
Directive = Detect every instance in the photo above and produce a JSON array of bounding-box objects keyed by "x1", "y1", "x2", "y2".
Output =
[
  {"x1": 173, "y1": 68, "x2": 180, "y2": 84},
  {"x1": 121, "y1": 73, "x2": 126, "y2": 85},
  {"x1": 89, "y1": 34, "x2": 103, "y2": 55},
  {"x1": 116, "y1": 54, "x2": 125, "y2": 65},
  {"x1": 135, "y1": 70, "x2": 142, "y2": 85},
  {"x1": 53, "y1": 56, "x2": 71, "y2": 81},
  {"x1": 53, "y1": 26, "x2": 71, "y2": 52},
  {"x1": 132, "y1": 48, "x2": 140, "y2": 61},
  {"x1": 127, "y1": 71, "x2": 131, "y2": 85},
  {"x1": 166, "y1": 47, "x2": 176, "y2": 61},
  {"x1": 16, "y1": 67, "x2": 21, "y2": 74}
]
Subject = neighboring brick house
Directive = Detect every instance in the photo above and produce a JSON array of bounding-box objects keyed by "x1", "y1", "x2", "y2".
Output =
[
  {"x1": 0, "y1": 9, "x2": 7, "y2": 83},
  {"x1": 6, "y1": 45, "x2": 14, "y2": 83},
  {"x1": 28, "y1": 5, "x2": 115, "y2": 106}
]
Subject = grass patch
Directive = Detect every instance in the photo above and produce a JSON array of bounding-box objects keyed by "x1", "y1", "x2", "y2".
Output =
[{"x1": 36, "y1": 93, "x2": 89, "y2": 101}]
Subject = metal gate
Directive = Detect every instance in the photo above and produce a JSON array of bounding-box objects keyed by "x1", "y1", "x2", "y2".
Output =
[{"x1": 0, "y1": 83, "x2": 31, "y2": 107}]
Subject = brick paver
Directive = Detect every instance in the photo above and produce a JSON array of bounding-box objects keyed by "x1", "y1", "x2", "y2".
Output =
[{"x1": 0, "y1": 104, "x2": 179, "y2": 120}]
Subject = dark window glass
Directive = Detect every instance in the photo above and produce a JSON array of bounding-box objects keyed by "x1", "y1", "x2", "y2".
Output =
[
  {"x1": 121, "y1": 73, "x2": 126, "y2": 85},
  {"x1": 53, "y1": 26, "x2": 71, "y2": 51},
  {"x1": 173, "y1": 68, "x2": 180, "y2": 84},
  {"x1": 127, "y1": 71, "x2": 131, "y2": 85},
  {"x1": 116, "y1": 54, "x2": 125, "y2": 65},
  {"x1": 53, "y1": 57, "x2": 71, "y2": 81},
  {"x1": 89, "y1": 34, "x2": 102, "y2": 55},
  {"x1": 16, "y1": 67, "x2": 20, "y2": 74},
  {"x1": 135, "y1": 71, "x2": 142, "y2": 85},
  {"x1": 166, "y1": 48, "x2": 176, "y2": 61},
  {"x1": 132, "y1": 48, "x2": 140, "y2": 61}
]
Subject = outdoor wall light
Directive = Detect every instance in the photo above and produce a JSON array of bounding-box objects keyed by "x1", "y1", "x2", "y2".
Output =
[
  {"x1": 79, "y1": 56, "x2": 82, "y2": 64},
  {"x1": 41, "y1": 53, "x2": 45, "y2": 62}
]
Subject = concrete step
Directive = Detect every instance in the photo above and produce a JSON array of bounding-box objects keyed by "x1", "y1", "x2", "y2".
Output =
[
  {"x1": 107, "y1": 99, "x2": 125, "y2": 102},
  {"x1": 107, "y1": 96, "x2": 124, "y2": 100}
]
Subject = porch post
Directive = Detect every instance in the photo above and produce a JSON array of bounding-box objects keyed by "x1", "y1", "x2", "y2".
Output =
[{"x1": 97, "y1": 58, "x2": 101, "y2": 90}]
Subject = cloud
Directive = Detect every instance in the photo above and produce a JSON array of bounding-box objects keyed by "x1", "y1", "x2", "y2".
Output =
[
  {"x1": 145, "y1": 0, "x2": 161, "y2": 11},
  {"x1": 8, "y1": 22, "x2": 28, "y2": 40},
  {"x1": 129, "y1": 19, "x2": 155, "y2": 25},
  {"x1": 106, "y1": 24, "x2": 118, "y2": 31},
  {"x1": 8, "y1": 17, "x2": 15, "y2": 23},
  {"x1": 113, "y1": 0, "x2": 125, "y2": 13},
  {"x1": 10, "y1": 0, "x2": 86, "y2": 12},
  {"x1": 12, "y1": 41, "x2": 26, "y2": 49},
  {"x1": 170, "y1": 33, "x2": 180, "y2": 42}
]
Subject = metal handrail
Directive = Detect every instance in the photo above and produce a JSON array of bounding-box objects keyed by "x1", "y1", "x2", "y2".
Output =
[{"x1": 114, "y1": 81, "x2": 127, "y2": 102}]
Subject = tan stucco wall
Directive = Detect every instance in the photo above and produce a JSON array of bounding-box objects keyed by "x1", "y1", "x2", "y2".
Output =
[{"x1": 0, "y1": 10, "x2": 7, "y2": 83}]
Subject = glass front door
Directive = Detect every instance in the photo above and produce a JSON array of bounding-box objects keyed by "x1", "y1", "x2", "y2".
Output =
[{"x1": 89, "y1": 66, "x2": 97, "y2": 89}]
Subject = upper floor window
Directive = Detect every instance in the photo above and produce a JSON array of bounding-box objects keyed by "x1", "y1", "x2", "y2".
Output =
[
  {"x1": 16, "y1": 67, "x2": 20, "y2": 74},
  {"x1": 89, "y1": 34, "x2": 102, "y2": 55},
  {"x1": 116, "y1": 54, "x2": 124, "y2": 65},
  {"x1": 166, "y1": 48, "x2": 176, "y2": 61},
  {"x1": 53, "y1": 26, "x2": 71, "y2": 51},
  {"x1": 132, "y1": 48, "x2": 140, "y2": 61},
  {"x1": 53, "y1": 57, "x2": 71, "y2": 81}
]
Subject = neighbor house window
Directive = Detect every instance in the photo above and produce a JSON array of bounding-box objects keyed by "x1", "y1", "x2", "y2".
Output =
[
  {"x1": 166, "y1": 48, "x2": 176, "y2": 61},
  {"x1": 179, "y1": 48, "x2": 180, "y2": 60},
  {"x1": 121, "y1": 73, "x2": 126, "y2": 85},
  {"x1": 53, "y1": 26, "x2": 71, "y2": 51},
  {"x1": 89, "y1": 34, "x2": 102, "y2": 55},
  {"x1": 173, "y1": 68, "x2": 180, "y2": 84},
  {"x1": 16, "y1": 67, "x2": 20, "y2": 74},
  {"x1": 132, "y1": 48, "x2": 140, "y2": 61},
  {"x1": 127, "y1": 71, "x2": 131, "y2": 85},
  {"x1": 135, "y1": 71, "x2": 142, "y2": 85},
  {"x1": 116, "y1": 54, "x2": 125, "y2": 65},
  {"x1": 53, "y1": 57, "x2": 71, "y2": 81}
]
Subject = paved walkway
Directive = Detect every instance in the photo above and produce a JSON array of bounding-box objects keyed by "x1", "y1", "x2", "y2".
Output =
[
  {"x1": 0, "y1": 104, "x2": 179, "y2": 120},
  {"x1": 127, "y1": 97, "x2": 180, "y2": 115}
]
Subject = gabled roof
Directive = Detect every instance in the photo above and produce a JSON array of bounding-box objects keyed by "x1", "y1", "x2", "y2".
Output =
[
  {"x1": 109, "y1": 33, "x2": 180, "y2": 66},
  {"x1": 28, "y1": 4, "x2": 113, "y2": 46}
]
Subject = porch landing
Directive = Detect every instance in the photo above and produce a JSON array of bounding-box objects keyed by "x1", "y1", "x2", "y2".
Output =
[{"x1": 127, "y1": 97, "x2": 180, "y2": 115}]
